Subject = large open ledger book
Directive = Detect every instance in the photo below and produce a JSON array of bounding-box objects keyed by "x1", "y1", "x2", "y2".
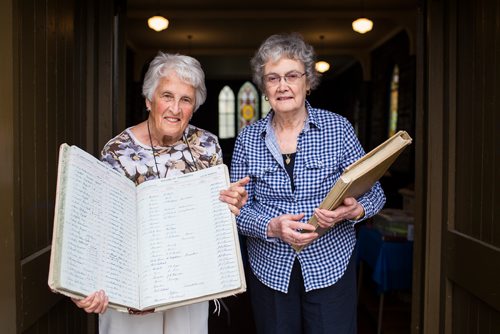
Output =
[
  {"x1": 294, "y1": 130, "x2": 413, "y2": 252},
  {"x1": 48, "y1": 144, "x2": 246, "y2": 312}
]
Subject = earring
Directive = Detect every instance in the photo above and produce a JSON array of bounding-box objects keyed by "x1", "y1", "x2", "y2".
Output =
[
  {"x1": 264, "y1": 96, "x2": 269, "y2": 101},
  {"x1": 306, "y1": 90, "x2": 311, "y2": 96}
]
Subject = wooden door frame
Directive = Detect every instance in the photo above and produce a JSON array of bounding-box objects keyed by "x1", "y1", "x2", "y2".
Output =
[
  {"x1": 413, "y1": 0, "x2": 447, "y2": 332},
  {"x1": 422, "y1": 0, "x2": 446, "y2": 332}
]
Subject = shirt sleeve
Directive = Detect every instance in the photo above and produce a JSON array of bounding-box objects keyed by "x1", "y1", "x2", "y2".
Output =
[{"x1": 230, "y1": 132, "x2": 275, "y2": 241}]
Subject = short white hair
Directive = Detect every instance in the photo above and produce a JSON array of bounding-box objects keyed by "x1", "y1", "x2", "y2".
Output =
[{"x1": 142, "y1": 52, "x2": 207, "y2": 111}]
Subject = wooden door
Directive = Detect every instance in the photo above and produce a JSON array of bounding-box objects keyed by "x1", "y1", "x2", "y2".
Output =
[
  {"x1": 423, "y1": 0, "x2": 500, "y2": 332},
  {"x1": 0, "y1": 0, "x2": 125, "y2": 332}
]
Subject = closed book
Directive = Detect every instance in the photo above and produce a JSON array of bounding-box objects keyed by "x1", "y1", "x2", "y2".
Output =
[{"x1": 294, "y1": 130, "x2": 412, "y2": 252}]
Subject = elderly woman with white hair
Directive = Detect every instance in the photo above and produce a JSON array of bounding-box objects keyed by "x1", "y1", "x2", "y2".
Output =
[{"x1": 71, "y1": 52, "x2": 249, "y2": 334}]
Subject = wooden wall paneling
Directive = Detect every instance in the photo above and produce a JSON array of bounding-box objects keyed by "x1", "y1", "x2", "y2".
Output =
[
  {"x1": 468, "y1": 0, "x2": 484, "y2": 240},
  {"x1": 46, "y1": 0, "x2": 58, "y2": 250},
  {"x1": 55, "y1": 0, "x2": 67, "y2": 149},
  {"x1": 96, "y1": 0, "x2": 114, "y2": 151},
  {"x1": 59, "y1": 0, "x2": 74, "y2": 145},
  {"x1": 21, "y1": 248, "x2": 61, "y2": 330},
  {"x1": 23, "y1": 297, "x2": 92, "y2": 334},
  {"x1": 35, "y1": 0, "x2": 50, "y2": 250},
  {"x1": 454, "y1": 0, "x2": 473, "y2": 237},
  {"x1": 473, "y1": 20, "x2": 484, "y2": 239},
  {"x1": 480, "y1": 0, "x2": 498, "y2": 246},
  {"x1": 446, "y1": 231, "x2": 500, "y2": 311},
  {"x1": 84, "y1": 0, "x2": 97, "y2": 155},
  {"x1": 477, "y1": 298, "x2": 500, "y2": 333},
  {"x1": 493, "y1": 306, "x2": 500, "y2": 332},
  {"x1": 16, "y1": 0, "x2": 94, "y2": 331},
  {"x1": 445, "y1": 0, "x2": 500, "y2": 331},
  {"x1": 451, "y1": 287, "x2": 467, "y2": 334},
  {"x1": 63, "y1": 0, "x2": 77, "y2": 147},
  {"x1": 444, "y1": 2, "x2": 457, "y2": 332},
  {"x1": 492, "y1": 0, "x2": 500, "y2": 248},
  {"x1": 0, "y1": 0, "x2": 18, "y2": 331},
  {"x1": 114, "y1": 0, "x2": 127, "y2": 136},
  {"x1": 19, "y1": 0, "x2": 39, "y2": 259},
  {"x1": 47, "y1": 297, "x2": 66, "y2": 334},
  {"x1": 452, "y1": 286, "x2": 500, "y2": 333},
  {"x1": 455, "y1": 0, "x2": 496, "y2": 243},
  {"x1": 74, "y1": 0, "x2": 88, "y2": 149}
]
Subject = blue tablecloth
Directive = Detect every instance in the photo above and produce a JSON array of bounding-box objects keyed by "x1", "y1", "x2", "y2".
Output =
[{"x1": 356, "y1": 225, "x2": 413, "y2": 293}]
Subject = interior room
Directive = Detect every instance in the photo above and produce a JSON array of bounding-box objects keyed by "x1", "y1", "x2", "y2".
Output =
[
  {"x1": 126, "y1": 1, "x2": 418, "y2": 333},
  {"x1": 2, "y1": 0, "x2": 499, "y2": 333}
]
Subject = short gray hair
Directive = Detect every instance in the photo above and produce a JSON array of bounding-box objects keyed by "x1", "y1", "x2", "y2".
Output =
[
  {"x1": 142, "y1": 52, "x2": 207, "y2": 111},
  {"x1": 250, "y1": 33, "x2": 321, "y2": 93}
]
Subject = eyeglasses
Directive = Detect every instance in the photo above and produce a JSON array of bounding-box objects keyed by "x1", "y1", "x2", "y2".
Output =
[{"x1": 263, "y1": 72, "x2": 306, "y2": 86}]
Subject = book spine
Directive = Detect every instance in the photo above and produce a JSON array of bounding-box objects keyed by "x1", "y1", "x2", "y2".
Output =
[{"x1": 49, "y1": 144, "x2": 71, "y2": 288}]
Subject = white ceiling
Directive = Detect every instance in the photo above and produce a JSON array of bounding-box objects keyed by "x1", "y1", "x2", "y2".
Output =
[{"x1": 126, "y1": 0, "x2": 418, "y2": 79}]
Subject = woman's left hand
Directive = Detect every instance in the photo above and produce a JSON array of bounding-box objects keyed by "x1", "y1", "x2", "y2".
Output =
[
  {"x1": 314, "y1": 197, "x2": 364, "y2": 229},
  {"x1": 219, "y1": 176, "x2": 250, "y2": 215}
]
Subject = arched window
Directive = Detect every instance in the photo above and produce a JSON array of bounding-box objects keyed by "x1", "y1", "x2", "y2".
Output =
[
  {"x1": 237, "y1": 82, "x2": 258, "y2": 132},
  {"x1": 260, "y1": 94, "x2": 271, "y2": 119},
  {"x1": 218, "y1": 86, "x2": 235, "y2": 139},
  {"x1": 388, "y1": 65, "x2": 399, "y2": 137}
]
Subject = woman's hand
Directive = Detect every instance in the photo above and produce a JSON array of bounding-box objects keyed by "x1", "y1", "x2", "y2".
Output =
[
  {"x1": 219, "y1": 176, "x2": 250, "y2": 215},
  {"x1": 267, "y1": 213, "x2": 318, "y2": 248},
  {"x1": 314, "y1": 197, "x2": 364, "y2": 229},
  {"x1": 72, "y1": 290, "x2": 109, "y2": 314}
]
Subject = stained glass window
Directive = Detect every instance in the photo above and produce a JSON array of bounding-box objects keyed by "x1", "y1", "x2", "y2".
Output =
[
  {"x1": 218, "y1": 86, "x2": 235, "y2": 139},
  {"x1": 237, "y1": 82, "x2": 258, "y2": 132},
  {"x1": 388, "y1": 65, "x2": 399, "y2": 137}
]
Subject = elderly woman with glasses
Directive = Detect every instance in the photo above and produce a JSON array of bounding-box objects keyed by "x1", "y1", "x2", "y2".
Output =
[
  {"x1": 71, "y1": 52, "x2": 249, "y2": 334},
  {"x1": 230, "y1": 33, "x2": 385, "y2": 334}
]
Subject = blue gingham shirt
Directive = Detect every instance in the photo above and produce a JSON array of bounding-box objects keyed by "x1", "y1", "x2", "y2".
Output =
[{"x1": 230, "y1": 101, "x2": 386, "y2": 293}]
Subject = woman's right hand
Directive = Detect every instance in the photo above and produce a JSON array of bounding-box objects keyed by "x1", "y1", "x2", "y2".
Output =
[
  {"x1": 267, "y1": 213, "x2": 318, "y2": 248},
  {"x1": 72, "y1": 290, "x2": 109, "y2": 314}
]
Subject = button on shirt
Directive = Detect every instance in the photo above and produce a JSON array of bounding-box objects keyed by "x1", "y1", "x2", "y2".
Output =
[{"x1": 230, "y1": 102, "x2": 386, "y2": 293}]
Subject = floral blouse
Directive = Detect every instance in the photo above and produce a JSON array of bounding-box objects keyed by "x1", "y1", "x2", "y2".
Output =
[{"x1": 101, "y1": 124, "x2": 223, "y2": 185}]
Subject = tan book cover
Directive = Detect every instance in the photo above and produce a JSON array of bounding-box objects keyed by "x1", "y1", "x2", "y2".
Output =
[
  {"x1": 48, "y1": 144, "x2": 246, "y2": 312},
  {"x1": 294, "y1": 130, "x2": 413, "y2": 252}
]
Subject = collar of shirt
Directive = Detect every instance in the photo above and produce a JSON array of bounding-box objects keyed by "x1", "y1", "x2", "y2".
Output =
[{"x1": 259, "y1": 100, "x2": 321, "y2": 138}]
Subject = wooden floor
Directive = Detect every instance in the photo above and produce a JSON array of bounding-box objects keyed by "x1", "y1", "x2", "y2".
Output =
[{"x1": 208, "y1": 267, "x2": 411, "y2": 334}]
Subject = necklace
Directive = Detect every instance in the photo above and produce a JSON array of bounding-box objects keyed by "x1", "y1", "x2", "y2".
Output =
[
  {"x1": 147, "y1": 118, "x2": 161, "y2": 179},
  {"x1": 147, "y1": 119, "x2": 199, "y2": 179},
  {"x1": 273, "y1": 115, "x2": 305, "y2": 166}
]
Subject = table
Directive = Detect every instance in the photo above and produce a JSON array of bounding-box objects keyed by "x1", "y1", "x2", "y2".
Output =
[
  {"x1": 357, "y1": 224, "x2": 413, "y2": 292},
  {"x1": 356, "y1": 224, "x2": 413, "y2": 334}
]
